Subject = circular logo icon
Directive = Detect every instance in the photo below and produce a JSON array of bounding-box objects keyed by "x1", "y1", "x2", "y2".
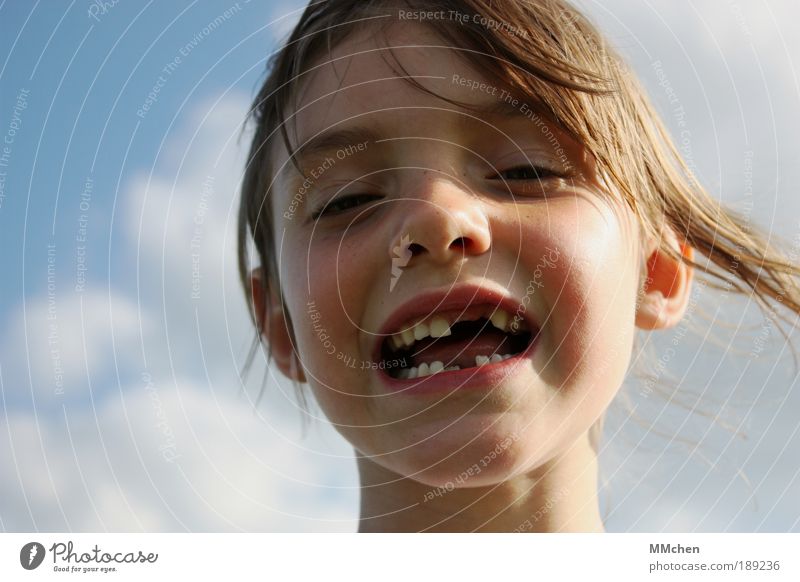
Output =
[{"x1": 20, "y1": 542, "x2": 46, "y2": 570}]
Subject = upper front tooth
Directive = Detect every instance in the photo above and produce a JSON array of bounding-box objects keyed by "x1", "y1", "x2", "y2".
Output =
[
  {"x1": 429, "y1": 316, "x2": 452, "y2": 338},
  {"x1": 490, "y1": 309, "x2": 509, "y2": 331},
  {"x1": 413, "y1": 320, "x2": 430, "y2": 341},
  {"x1": 401, "y1": 328, "x2": 415, "y2": 347},
  {"x1": 390, "y1": 334, "x2": 404, "y2": 351}
]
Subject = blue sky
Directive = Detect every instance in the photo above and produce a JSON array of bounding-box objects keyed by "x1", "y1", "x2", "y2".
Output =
[{"x1": 1, "y1": 0, "x2": 799, "y2": 532}]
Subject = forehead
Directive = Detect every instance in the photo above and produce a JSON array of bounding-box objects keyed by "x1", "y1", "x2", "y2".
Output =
[{"x1": 290, "y1": 22, "x2": 508, "y2": 146}]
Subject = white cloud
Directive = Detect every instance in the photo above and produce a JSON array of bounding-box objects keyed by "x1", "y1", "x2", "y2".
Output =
[
  {"x1": 1, "y1": 291, "x2": 149, "y2": 405},
  {"x1": 1, "y1": 91, "x2": 360, "y2": 532},
  {"x1": 0, "y1": 382, "x2": 358, "y2": 531}
]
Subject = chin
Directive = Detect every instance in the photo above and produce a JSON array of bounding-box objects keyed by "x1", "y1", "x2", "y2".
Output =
[{"x1": 375, "y1": 416, "x2": 546, "y2": 489}]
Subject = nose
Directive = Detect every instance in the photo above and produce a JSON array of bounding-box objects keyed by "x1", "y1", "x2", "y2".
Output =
[{"x1": 393, "y1": 173, "x2": 491, "y2": 265}]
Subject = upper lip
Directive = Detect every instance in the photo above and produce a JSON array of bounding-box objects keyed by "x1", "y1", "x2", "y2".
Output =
[{"x1": 373, "y1": 283, "x2": 538, "y2": 361}]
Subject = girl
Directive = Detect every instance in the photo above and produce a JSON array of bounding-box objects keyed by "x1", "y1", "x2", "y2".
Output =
[{"x1": 237, "y1": 0, "x2": 800, "y2": 532}]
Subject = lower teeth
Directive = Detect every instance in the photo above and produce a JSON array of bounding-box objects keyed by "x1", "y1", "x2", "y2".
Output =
[{"x1": 397, "y1": 353, "x2": 516, "y2": 379}]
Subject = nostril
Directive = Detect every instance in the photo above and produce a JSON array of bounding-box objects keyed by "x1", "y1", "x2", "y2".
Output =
[
  {"x1": 450, "y1": 237, "x2": 467, "y2": 251},
  {"x1": 408, "y1": 242, "x2": 425, "y2": 256}
]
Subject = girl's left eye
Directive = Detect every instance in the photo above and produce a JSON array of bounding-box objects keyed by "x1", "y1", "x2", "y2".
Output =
[
  {"x1": 311, "y1": 193, "x2": 382, "y2": 220},
  {"x1": 491, "y1": 165, "x2": 559, "y2": 181}
]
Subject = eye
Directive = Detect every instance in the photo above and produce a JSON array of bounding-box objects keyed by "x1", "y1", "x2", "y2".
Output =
[
  {"x1": 311, "y1": 193, "x2": 382, "y2": 220},
  {"x1": 490, "y1": 165, "x2": 559, "y2": 182}
]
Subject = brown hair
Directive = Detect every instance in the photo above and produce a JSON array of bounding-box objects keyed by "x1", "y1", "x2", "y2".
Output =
[{"x1": 237, "y1": 0, "x2": 800, "y2": 397}]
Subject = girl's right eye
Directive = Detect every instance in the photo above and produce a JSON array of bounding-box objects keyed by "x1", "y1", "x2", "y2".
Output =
[{"x1": 311, "y1": 193, "x2": 382, "y2": 220}]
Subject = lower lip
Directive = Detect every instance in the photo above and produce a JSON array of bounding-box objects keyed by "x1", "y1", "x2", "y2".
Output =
[{"x1": 377, "y1": 335, "x2": 539, "y2": 395}]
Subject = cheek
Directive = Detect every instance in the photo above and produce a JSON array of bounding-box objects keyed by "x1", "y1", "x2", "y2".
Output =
[
  {"x1": 282, "y1": 231, "x2": 370, "y2": 316},
  {"x1": 537, "y1": 201, "x2": 638, "y2": 396},
  {"x1": 308, "y1": 232, "x2": 380, "y2": 298},
  {"x1": 280, "y1": 233, "x2": 381, "y2": 401}
]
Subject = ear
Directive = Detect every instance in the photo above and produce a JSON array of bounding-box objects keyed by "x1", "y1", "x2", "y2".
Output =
[
  {"x1": 635, "y1": 231, "x2": 694, "y2": 331},
  {"x1": 250, "y1": 268, "x2": 306, "y2": 382}
]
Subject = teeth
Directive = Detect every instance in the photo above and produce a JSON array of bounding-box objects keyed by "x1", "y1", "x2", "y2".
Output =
[
  {"x1": 412, "y1": 361, "x2": 448, "y2": 377},
  {"x1": 389, "y1": 306, "x2": 529, "y2": 355},
  {"x1": 490, "y1": 309, "x2": 510, "y2": 332},
  {"x1": 413, "y1": 321, "x2": 430, "y2": 341},
  {"x1": 390, "y1": 335, "x2": 404, "y2": 351},
  {"x1": 399, "y1": 361, "x2": 453, "y2": 380},
  {"x1": 394, "y1": 317, "x2": 450, "y2": 349},
  {"x1": 429, "y1": 316, "x2": 452, "y2": 338},
  {"x1": 397, "y1": 354, "x2": 517, "y2": 379},
  {"x1": 474, "y1": 353, "x2": 516, "y2": 366}
]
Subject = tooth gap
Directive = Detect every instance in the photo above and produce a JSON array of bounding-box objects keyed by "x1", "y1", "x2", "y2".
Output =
[{"x1": 383, "y1": 322, "x2": 535, "y2": 379}]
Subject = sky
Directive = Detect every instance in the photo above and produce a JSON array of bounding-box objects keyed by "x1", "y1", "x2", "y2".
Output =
[{"x1": 0, "y1": 0, "x2": 798, "y2": 532}]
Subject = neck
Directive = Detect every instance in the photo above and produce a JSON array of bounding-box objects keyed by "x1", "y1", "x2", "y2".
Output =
[{"x1": 356, "y1": 432, "x2": 604, "y2": 533}]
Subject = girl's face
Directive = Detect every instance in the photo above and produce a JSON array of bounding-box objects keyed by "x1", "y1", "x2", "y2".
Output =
[{"x1": 268, "y1": 24, "x2": 642, "y2": 487}]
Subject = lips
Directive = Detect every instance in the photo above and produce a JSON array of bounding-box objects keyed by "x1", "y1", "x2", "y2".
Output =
[{"x1": 374, "y1": 285, "x2": 538, "y2": 385}]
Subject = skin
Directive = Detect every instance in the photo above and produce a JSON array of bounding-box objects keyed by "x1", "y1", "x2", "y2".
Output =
[{"x1": 252, "y1": 23, "x2": 693, "y2": 532}]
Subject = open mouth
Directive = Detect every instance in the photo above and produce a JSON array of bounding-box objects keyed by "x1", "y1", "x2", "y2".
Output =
[{"x1": 379, "y1": 304, "x2": 536, "y2": 380}]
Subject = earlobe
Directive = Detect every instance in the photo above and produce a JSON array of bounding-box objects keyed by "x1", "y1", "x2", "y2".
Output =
[
  {"x1": 635, "y1": 233, "x2": 694, "y2": 331},
  {"x1": 250, "y1": 268, "x2": 306, "y2": 382}
]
